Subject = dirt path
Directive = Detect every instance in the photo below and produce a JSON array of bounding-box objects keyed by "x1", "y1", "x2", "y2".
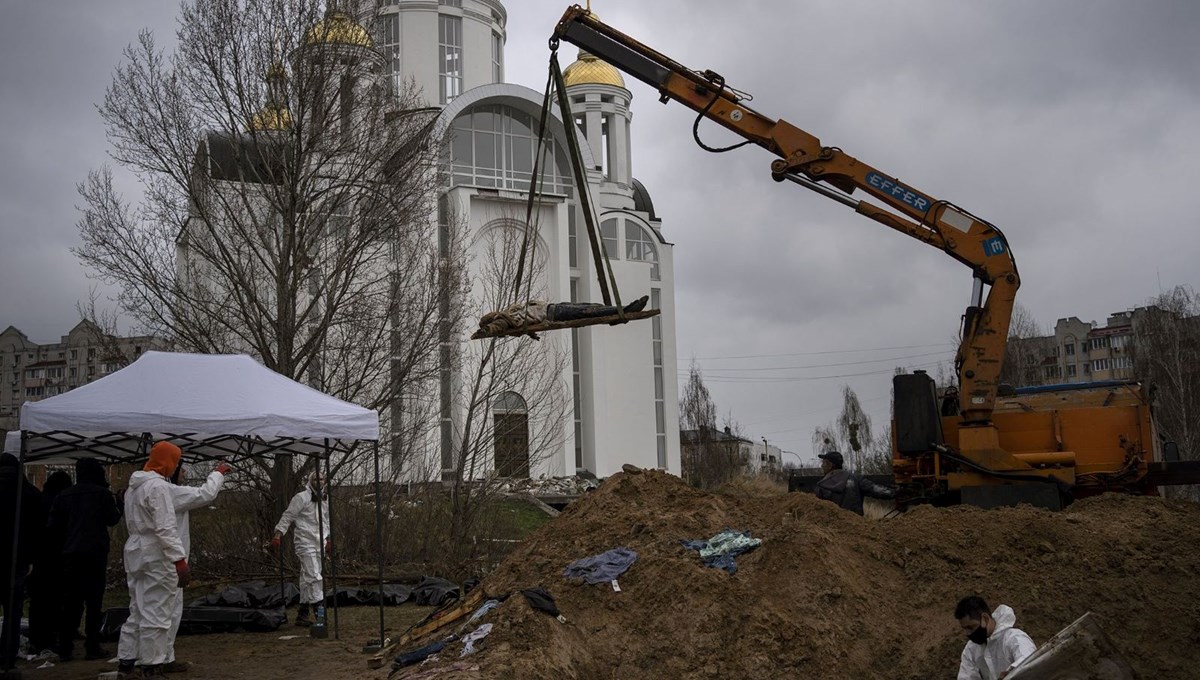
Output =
[{"x1": 16, "y1": 605, "x2": 432, "y2": 680}]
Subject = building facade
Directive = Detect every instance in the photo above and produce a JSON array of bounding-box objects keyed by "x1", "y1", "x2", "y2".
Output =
[
  {"x1": 395, "y1": 1, "x2": 681, "y2": 479},
  {"x1": 0, "y1": 322, "x2": 166, "y2": 436},
  {"x1": 1007, "y1": 311, "x2": 1140, "y2": 387},
  {"x1": 180, "y1": 1, "x2": 680, "y2": 481}
]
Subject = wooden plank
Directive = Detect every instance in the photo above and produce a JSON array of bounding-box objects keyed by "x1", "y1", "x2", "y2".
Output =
[{"x1": 367, "y1": 588, "x2": 487, "y2": 670}]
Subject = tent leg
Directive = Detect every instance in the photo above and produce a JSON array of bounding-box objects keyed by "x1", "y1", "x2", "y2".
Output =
[
  {"x1": 277, "y1": 456, "x2": 287, "y2": 621},
  {"x1": 374, "y1": 441, "x2": 385, "y2": 648},
  {"x1": 324, "y1": 443, "x2": 339, "y2": 640},
  {"x1": 2, "y1": 435, "x2": 28, "y2": 671},
  {"x1": 315, "y1": 451, "x2": 327, "y2": 635}
]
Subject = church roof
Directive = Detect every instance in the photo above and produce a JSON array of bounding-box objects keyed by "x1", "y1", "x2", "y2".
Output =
[
  {"x1": 563, "y1": 50, "x2": 625, "y2": 89},
  {"x1": 303, "y1": 10, "x2": 373, "y2": 48}
]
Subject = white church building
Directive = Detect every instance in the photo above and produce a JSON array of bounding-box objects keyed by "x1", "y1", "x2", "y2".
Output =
[
  {"x1": 184, "y1": 0, "x2": 680, "y2": 481},
  {"x1": 361, "y1": 0, "x2": 681, "y2": 480}
]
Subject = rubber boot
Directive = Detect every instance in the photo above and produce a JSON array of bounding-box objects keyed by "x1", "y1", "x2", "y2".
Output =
[
  {"x1": 140, "y1": 665, "x2": 167, "y2": 679},
  {"x1": 116, "y1": 659, "x2": 140, "y2": 679},
  {"x1": 294, "y1": 603, "x2": 312, "y2": 628}
]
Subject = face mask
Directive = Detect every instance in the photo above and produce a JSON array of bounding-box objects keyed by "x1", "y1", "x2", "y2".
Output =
[{"x1": 968, "y1": 625, "x2": 988, "y2": 645}]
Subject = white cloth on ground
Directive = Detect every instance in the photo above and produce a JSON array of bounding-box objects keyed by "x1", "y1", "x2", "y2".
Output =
[{"x1": 460, "y1": 623, "x2": 493, "y2": 657}]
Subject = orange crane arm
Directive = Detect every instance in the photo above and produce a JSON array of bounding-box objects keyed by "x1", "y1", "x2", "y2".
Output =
[{"x1": 553, "y1": 5, "x2": 1020, "y2": 422}]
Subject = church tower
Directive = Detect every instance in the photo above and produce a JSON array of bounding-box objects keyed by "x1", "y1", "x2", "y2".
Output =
[{"x1": 562, "y1": 29, "x2": 636, "y2": 210}]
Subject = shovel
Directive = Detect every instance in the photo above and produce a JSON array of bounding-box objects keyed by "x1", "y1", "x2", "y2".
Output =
[{"x1": 1006, "y1": 612, "x2": 1137, "y2": 680}]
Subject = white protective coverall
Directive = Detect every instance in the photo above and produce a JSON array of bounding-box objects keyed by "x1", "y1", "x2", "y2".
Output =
[
  {"x1": 121, "y1": 470, "x2": 186, "y2": 666},
  {"x1": 118, "y1": 470, "x2": 224, "y2": 664},
  {"x1": 958, "y1": 605, "x2": 1038, "y2": 680},
  {"x1": 274, "y1": 484, "x2": 331, "y2": 605}
]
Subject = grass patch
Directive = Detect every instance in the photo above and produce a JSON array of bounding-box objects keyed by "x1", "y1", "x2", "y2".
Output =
[{"x1": 491, "y1": 497, "x2": 555, "y2": 539}]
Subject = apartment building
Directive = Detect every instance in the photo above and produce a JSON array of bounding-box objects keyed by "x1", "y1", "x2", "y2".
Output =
[{"x1": 0, "y1": 321, "x2": 166, "y2": 434}]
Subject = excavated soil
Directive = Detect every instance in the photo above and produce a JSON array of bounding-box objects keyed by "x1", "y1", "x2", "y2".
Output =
[{"x1": 396, "y1": 470, "x2": 1200, "y2": 679}]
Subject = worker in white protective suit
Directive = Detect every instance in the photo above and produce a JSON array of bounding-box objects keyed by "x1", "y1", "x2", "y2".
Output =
[
  {"x1": 271, "y1": 472, "x2": 331, "y2": 627},
  {"x1": 955, "y1": 596, "x2": 1037, "y2": 680},
  {"x1": 119, "y1": 441, "x2": 189, "y2": 679},
  {"x1": 117, "y1": 457, "x2": 231, "y2": 677}
]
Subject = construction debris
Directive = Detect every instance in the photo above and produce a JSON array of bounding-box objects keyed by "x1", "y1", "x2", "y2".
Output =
[{"x1": 495, "y1": 474, "x2": 599, "y2": 497}]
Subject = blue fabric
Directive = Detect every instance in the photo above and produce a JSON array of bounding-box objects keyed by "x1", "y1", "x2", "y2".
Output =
[
  {"x1": 682, "y1": 530, "x2": 762, "y2": 574},
  {"x1": 562, "y1": 547, "x2": 639, "y2": 584},
  {"x1": 394, "y1": 639, "x2": 449, "y2": 668}
]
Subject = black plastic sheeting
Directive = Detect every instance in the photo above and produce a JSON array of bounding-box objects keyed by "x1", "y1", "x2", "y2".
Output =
[
  {"x1": 324, "y1": 584, "x2": 413, "y2": 606},
  {"x1": 411, "y1": 576, "x2": 460, "y2": 607},
  {"x1": 99, "y1": 606, "x2": 287, "y2": 639},
  {"x1": 190, "y1": 581, "x2": 415, "y2": 609},
  {"x1": 189, "y1": 580, "x2": 300, "y2": 609},
  {"x1": 98, "y1": 578, "x2": 453, "y2": 640}
]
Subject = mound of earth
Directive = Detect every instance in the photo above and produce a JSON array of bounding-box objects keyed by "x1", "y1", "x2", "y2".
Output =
[{"x1": 393, "y1": 470, "x2": 1200, "y2": 679}]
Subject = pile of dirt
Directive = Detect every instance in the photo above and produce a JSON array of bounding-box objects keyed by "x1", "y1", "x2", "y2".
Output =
[{"x1": 392, "y1": 470, "x2": 1200, "y2": 679}]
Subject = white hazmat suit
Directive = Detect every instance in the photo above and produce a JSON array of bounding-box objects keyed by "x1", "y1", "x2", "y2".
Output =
[
  {"x1": 274, "y1": 483, "x2": 331, "y2": 606},
  {"x1": 118, "y1": 469, "x2": 224, "y2": 665},
  {"x1": 121, "y1": 468, "x2": 186, "y2": 667},
  {"x1": 958, "y1": 604, "x2": 1037, "y2": 680}
]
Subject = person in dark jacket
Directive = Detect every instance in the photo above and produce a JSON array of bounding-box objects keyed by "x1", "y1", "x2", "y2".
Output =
[
  {"x1": 48, "y1": 459, "x2": 122, "y2": 661},
  {"x1": 814, "y1": 451, "x2": 896, "y2": 515},
  {"x1": 28, "y1": 470, "x2": 73, "y2": 655},
  {"x1": 0, "y1": 452, "x2": 44, "y2": 672}
]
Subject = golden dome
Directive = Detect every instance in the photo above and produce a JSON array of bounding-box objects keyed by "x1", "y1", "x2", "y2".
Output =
[
  {"x1": 563, "y1": 51, "x2": 625, "y2": 88},
  {"x1": 303, "y1": 10, "x2": 373, "y2": 48},
  {"x1": 249, "y1": 105, "x2": 293, "y2": 132}
]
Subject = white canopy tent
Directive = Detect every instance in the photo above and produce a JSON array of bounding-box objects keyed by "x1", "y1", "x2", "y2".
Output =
[
  {"x1": 7, "y1": 351, "x2": 387, "y2": 644},
  {"x1": 16, "y1": 351, "x2": 378, "y2": 463}
]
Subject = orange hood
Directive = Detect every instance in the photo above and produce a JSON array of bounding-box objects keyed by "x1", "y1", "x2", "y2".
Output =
[{"x1": 145, "y1": 441, "x2": 182, "y2": 478}]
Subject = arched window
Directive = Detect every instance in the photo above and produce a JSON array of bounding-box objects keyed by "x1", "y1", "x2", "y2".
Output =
[
  {"x1": 493, "y1": 391, "x2": 529, "y2": 478},
  {"x1": 493, "y1": 391, "x2": 528, "y2": 413},
  {"x1": 449, "y1": 105, "x2": 575, "y2": 196},
  {"x1": 625, "y1": 222, "x2": 659, "y2": 280},
  {"x1": 600, "y1": 218, "x2": 619, "y2": 260}
]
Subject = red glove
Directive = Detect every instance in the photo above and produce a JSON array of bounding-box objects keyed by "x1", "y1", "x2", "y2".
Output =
[
  {"x1": 325, "y1": 539, "x2": 332, "y2": 556},
  {"x1": 270, "y1": 534, "x2": 282, "y2": 549},
  {"x1": 174, "y1": 559, "x2": 191, "y2": 587},
  {"x1": 215, "y1": 460, "x2": 232, "y2": 475}
]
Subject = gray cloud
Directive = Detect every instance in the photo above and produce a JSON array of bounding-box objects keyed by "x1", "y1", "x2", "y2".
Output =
[{"x1": 3, "y1": 1, "x2": 1197, "y2": 459}]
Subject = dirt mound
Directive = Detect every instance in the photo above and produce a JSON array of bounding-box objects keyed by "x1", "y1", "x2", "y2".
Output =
[{"x1": 395, "y1": 470, "x2": 1200, "y2": 679}]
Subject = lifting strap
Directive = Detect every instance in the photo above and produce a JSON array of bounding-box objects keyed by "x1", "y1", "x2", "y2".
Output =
[
  {"x1": 511, "y1": 65, "x2": 555, "y2": 307},
  {"x1": 510, "y1": 42, "x2": 624, "y2": 318}
]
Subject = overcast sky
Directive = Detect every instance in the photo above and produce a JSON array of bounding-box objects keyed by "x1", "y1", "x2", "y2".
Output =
[{"x1": 2, "y1": 1, "x2": 1198, "y2": 463}]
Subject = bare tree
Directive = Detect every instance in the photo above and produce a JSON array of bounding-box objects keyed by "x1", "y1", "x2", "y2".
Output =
[
  {"x1": 999, "y1": 302, "x2": 1052, "y2": 387},
  {"x1": 679, "y1": 363, "x2": 743, "y2": 488},
  {"x1": 436, "y1": 210, "x2": 571, "y2": 573},
  {"x1": 1132, "y1": 286, "x2": 1200, "y2": 501},
  {"x1": 813, "y1": 384, "x2": 890, "y2": 474},
  {"x1": 73, "y1": 0, "x2": 450, "y2": 502}
]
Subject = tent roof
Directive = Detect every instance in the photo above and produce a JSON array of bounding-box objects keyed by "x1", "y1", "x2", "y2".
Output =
[{"x1": 16, "y1": 351, "x2": 378, "y2": 463}]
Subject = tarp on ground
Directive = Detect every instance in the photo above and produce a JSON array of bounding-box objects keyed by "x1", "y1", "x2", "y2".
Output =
[
  {"x1": 412, "y1": 577, "x2": 460, "y2": 607},
  {"x1": 15, "y1": 351, "x2": 379, "y2": 462},
  {"x1": 189, "y1": 581, "x2": 415, "y2": 609},
  {"x1": 99, "y1": 606, "x2": 287, "y2": 638}
]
